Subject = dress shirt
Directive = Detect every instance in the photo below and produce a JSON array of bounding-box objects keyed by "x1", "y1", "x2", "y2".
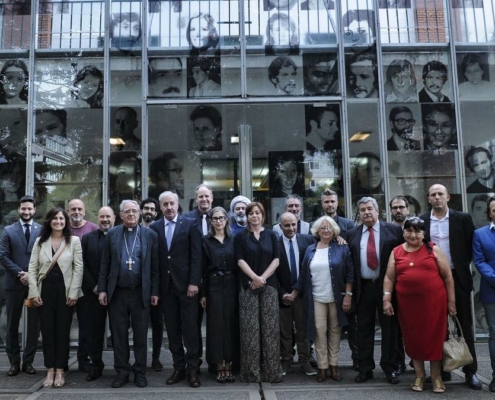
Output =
[
  {"x1": 22, "y1": 220, "x2": 32, "y2": 235},
  {"x1": 283, "y1": 235, "x2": 300, "y2": 280},
  {"x1": 360, "y1": 222, "x2": 381, "y2": 279},
  {"x1": 164, "y1": 215, "x2": 178, "y2": 241},
  {"x1": 491, "y1": 222, "x2": 495, "y2": 230},
  {"x1": 430, "y1": 211, "x2": 453, "y2": 268}
]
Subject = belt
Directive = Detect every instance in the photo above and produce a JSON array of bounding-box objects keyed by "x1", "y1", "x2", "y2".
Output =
[
  {"x1": 209, "y1": 270, "x2": 233, "y2": 278},
  {"x1": 361, "y1": 278, "x2": 379, "y2": 283},
  {"x1": 117, "y1": 285, "x2": 140, "y2": 290}
]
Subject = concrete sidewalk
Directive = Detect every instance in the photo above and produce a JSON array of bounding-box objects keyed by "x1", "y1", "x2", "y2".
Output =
[{"x1": 0, "y1": 343, "x2": 494, "y2": 399}]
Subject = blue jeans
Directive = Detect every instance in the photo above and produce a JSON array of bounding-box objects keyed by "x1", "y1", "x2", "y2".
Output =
[{"x1": 483, "y1": 302, "x2": 495, "y2": 377}]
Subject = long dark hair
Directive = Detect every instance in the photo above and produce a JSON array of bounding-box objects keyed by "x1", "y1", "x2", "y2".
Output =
[
  {"x1": 72, "y1": 65, "x2": 103, "y2": 108},
  {"x1": 0, "y1": 60, "x2": 29, "y2": 104},
  {"x1": 403, "y1": 217, "x2": 432, "y2": 254},
  {"x1": 38, "y1": 207, "x2": 72, "y2": 246}
]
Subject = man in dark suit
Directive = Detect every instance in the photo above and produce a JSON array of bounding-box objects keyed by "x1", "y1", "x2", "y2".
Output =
[
  {"x1": 418, "y1": 61, "x2": 451, "y2": 103},
  {"x1": 342, "y1": 196, "x2": 403, "y2": 384},
  {"x1": 150, "y1": 191, "x2": 203, "y2": 388},
  {"x1": 183, "y1": 183, "x2": 212, "y2": 370},
  {"x1": 276, "y1": 212, "x2": 316, "y2": 376},
  {"x1": 98, "y1": 200, "x2": 159, "y2": 389},
  {"x1": 0, "y1": 195, "x2": 41, "y2": 376},
  {"x1": 81, "y1": 206, "x2": 116, "y2": 382},
  {"x1": 421, "y1": 184, "x2": 481, "y2": 390}
]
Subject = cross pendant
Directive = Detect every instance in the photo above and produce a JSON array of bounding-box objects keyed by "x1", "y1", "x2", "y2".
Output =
[{"x1": 127, "y1": 259, "x2": 135, "y2": 270}]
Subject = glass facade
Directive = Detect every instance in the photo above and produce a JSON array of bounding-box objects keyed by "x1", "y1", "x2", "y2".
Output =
[{"x1": 0, "y1": 0, "x2": 493, "y2": 345}]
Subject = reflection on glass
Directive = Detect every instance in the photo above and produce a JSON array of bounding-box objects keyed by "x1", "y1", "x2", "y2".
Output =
[
  {"x1": 305, "y1": 104, "x2": 340, "y2": 151},
  {"x1": 264, "y1": 0, "x2": 298, "y2": 11},
  {"x1": 149, "y1": 152, "x2": 184, "y2": 199},
  {"x1": 1, "y1": 0, "x2": 30, "y2": 15},
  {"x1": 343, "y1": 9, "x2": 376, "y2": 45},
  {"x1": 269, "y1": 151, "x2": 304, "y2": 197},
  {"x1": 189, "y1": 106, "x2": 222, "y2": 151},
  {"x1": 351, "y1": 152, "x2": 383, "y2": 195},
  {"x1": 465, "y1": 147, "x2": 494, "y2": 193},
  {"x1": 186, "y1": 13, "x2": 219, "y2": 51},
  {"x1": 71, "y1": 66, "x2": 103, "y2": 108},
  {"x1": 387, "y1": 106, "x2": 420, "y2": 151},
  {"x1": 301, "y1": 0, "x2": 334, "y2": 10},
  {"x1": 0, "y1": 160, "x2": 24, "y2": 202},
  {"x1": 303, "y1": 53, "x2": 338, "y2": 96},
  {"x1": 384, "y1": 59, "x2": 417, "y2": 103},
  {"x1": 347, "y1": 53, "x2": 378, "y2": 98},
  {"x1": 421, "y1": 104, "x2": 457, "y2": 151},
  {"x1": 149, "y1": 58, "x2": 185, "y2": 97},
  {"x1": 265, "y1": 13, "x2": 299, "y2": 46},
  {"x1": 379, "y1": 0, "x2": 411, "y2": 8},
  {"x1": 109, "y1": 151, "x2": 141, "y2": 204},
  {"x1": 110, "y1": 12, "x2": 142, "y2": 48},
  {"x1": 0, "y1": 60, "x2": 28, "y2": 105},
  {"x1": 268, "y1": 56, "x2": 298, "y2": 96},
  {"x1": 111, "y1": 107, "x2": 141, "y2": 151},
  {"x1": 419, "y1": 61, "x2": 450, "y2": 103},
  {"x1": 0, "y1": 108, "x2": 27, "y2": 158},
  {"x1": 35, "y1": 109, "x2": 67, "y2": 146}
]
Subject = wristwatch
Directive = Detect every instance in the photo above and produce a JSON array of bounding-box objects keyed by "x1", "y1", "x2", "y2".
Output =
[{"x1": 345, "y1": 291, "x2": 353, "y2": 297}]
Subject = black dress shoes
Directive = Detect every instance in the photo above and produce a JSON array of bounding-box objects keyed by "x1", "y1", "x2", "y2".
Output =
[
  {"x1": 111, "y1": 374, "x2": 129, "y2": 388},
  {"x1": 394, "y1": 364, "x2": 406, "y2": 375},
  {"x1": 386, "y1": 371, "x2": 400, "y2": 384},
  {"x1": 7, "y1": 364, "x2": 20, "y2": 377},
  {"x1": 151, "y1": 359, "x2": 163, "y2": 372},
  {"x1": 22, "y1": 362, "x2": 36, "y2": 375},
  {"x1": 187, "y1": 370, "x2": 201, "y2": 388},
  {"x1": 465, "y1": 373, "x2": 482, "y2": 390},
  {"x1": 489, "y1": 378, "x2": 495, "y2": 392},
  {"x1": 134, "y1": 371, "x2": 148, "y2": 387},
  {"x1": 166, "y1": 369, "x2": 186, "y2": 385},
  {"x1": 86, "y1": 370, "x2": 102, "y2": 382},
  {"x1": 355, "y1": 371, "x2": 373, "y2": 383}
]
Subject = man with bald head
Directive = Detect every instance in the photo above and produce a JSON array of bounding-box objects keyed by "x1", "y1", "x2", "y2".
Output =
[
  {"x1": 276, "y1": 212, "x2": 316, "y2": 376},
  {"x1": 421, "y1": 184, "x2": 481, "y2": 389},
  {"x1": 81, "y1": 206, "x2": 116, "y2": 381}
]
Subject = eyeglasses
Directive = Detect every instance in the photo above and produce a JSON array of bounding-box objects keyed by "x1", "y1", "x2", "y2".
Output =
[
  {"x1": 391, "y1": 206, "x2": 407, "y2": 211},
  {"x1": 393, "y1": 118, "x2": 415, "y2": 126},
  {"x1": 143, "y1": 206, "x2": 155, "y2": 211},
  {"x1": 318, "y1": 226, "x2": 332, "y2": 232},
  {"x1": 211, "y1": 216, "x2": 227, "y2": 222},
  {"x1": 122, "y1": 209, "x2": 140, "y2": 215}
]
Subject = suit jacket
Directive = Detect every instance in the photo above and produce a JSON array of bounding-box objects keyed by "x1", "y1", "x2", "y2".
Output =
[
  {"x1": 28, "y1": 236, "x2": 84, "y2": 300},
  {"x1": 98, "y1": 225, "x2": 159, "y2": 307},
  {"x1": 81, "y1": 229, "x2": 106, "y2": 295},
  {"x1": 0, "y1": 221, "x2": 41, "y2": 291},
  {"x1": 473, "y1": 225, "x2": 495, "y2": 303},
  {"x1": 276, "y1": 233, "x2": 315, "y2": 303},
  {"x1": 418, "y1": 88, "x2": 451, "y2": 103},
  {"x1": 272, "y1": 220, "x2": 310, "y2": 236},
  {"x1": 343, "y1": 221, "x2": 403, "y2": 304},
  {"x1": 421, "y1": 209, "x2": 474, "y2": 293},
  {"x1": 386, "y1": 135, "x2": 421, "y2": 151},
  {"x1": 150, "y1": 216, "x2": 203, "y2": 296},
  {"x1": 333, "y1": 215, "x2": 355, "y2": 232},
  {"x1": 183, "y1": 208, "x2": 211, "y2": 236}
]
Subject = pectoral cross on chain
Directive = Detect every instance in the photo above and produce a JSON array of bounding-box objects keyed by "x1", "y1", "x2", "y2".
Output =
[{"x1": 127, "y1": 258, "x2": 135, "y2": 270}]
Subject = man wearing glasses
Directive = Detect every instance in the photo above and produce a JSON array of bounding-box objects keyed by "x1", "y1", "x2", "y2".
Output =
[
  {"x1": 390, "y1": 196, "x2": 410, "y2": 228},
  {"x1": 387, "y1": 106, "x2": 420, "y2": 151}
]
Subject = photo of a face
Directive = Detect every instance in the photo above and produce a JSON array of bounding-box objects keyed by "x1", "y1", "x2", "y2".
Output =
[
  {"x1": 268, "y1": 56, "x2": 300, "y2": 96},
  {"x1": 422, "y1": 105, "x2": 456, "y2": 150},
  {"x1": 149, "y1": 58, "x2": 184, "y2": 97},
  {"x1": 392, "y1": 110, "x2": 415, "y2": 139},
  {"x1": 424, "y1": 70, "x2": 445, "y2": 96},
  {"x1": 35, "y1": 111, "x2": 66, "y2": 141},
  {"x1": 269, "y1": 151, "x2": 304, "y2": 197},
  {"x1": 470, "y1": 151, "x2": 492, "y2": 180},
  {"x1": 343, "y1": 10, "x2": 376, "y2": 45},
  {"x1": 187, "y1": 13, "x2": 218, "y2": 50},
  {"x1": 276, "y1": 66, "x2": 297, "y2": 94},
  {"x1": 113, "y1": 18, "x2": 140, "y2": 39},
  {"x1": 349, "y1": 59, "x2": 376, "y2": 98},
  {"x1": 193, "y1": 117, "x2": 219, "y2": 149},
  {"x1": 189, "y1": 106, "x2": 222, "y2": 151},
  {"x1": 76, "y1": 74, "x2": 100, "y2": 101},
  {"x1": 149, "y1": 152, "x2": 185, "y2": 199},
  {"x1": 305, "y1": 61, "x2": 336, "y2": 95},
  {"x1": 464, "y1": 63, "x2": 484, "y2": 85},
  {"x1": 2, "y1": 66, "x2": 26, "y2": 100},
  {"x1": 357, "y1": 157, "x2": 381, "y2": 190}
]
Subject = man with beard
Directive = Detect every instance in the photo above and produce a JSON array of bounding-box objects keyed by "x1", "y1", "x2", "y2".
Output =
[
  {"x1": 268, "y1": 56, "x2": 298, "y2": 96},
  {"x1": 139, "y1": 198, "x2": 164, "y2": 371},
  {"x1": 229, "y1": 195, "x2": 251, "y2": 235},
  {"x1": 81, "y1": 206, "x2": 116, "y2": 381},
  {"x1": 67, "y1": 199, "x2": 98, "y2": 373},
  {"x1": 0, "y1": 195, "x2": 41, "y2": 377},
  {"x1": 390, "y1": 196, "x2": 409, "y2": 228},
  {"x1": 273, "y1": 194, "x2": 310, "y2": 236},
  {"x1": 387, "y1": 106, "x2": 420, "y2": 151},
  {"x1": 465, "y1": 147, "x2": 495, "y2": 193}
]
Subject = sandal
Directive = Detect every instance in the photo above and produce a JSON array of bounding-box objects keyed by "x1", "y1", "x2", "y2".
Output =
[
  {"x1": 54, "y1": 372, "x2": 65, "y2": 387},
  {"x1": 216, "y1": 369, "x2": 226, "y2": 383},
  {"x1": 411, "y1": 377, "x2": 424, "y2": 392},
  {"x1": 225, "y1": 365, "x2": 235, "y2": 383},
  {"x1": 432, "y1": 379, "x2": 446, "y2": 393},
  {"x1": 43, "y1": 371, "x2": 55, "y2": 388}
]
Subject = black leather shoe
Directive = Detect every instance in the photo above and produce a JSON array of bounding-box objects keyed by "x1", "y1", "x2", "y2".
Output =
[
  {"x1": 355, "y1": 371, "x2": 373, "y2": 383},
  {"x1": 386, "y1": 371, "x2": 400, "y2": 384},
  {"x1": 394, "y1": 364, "x2": 406, "y2": 375},
  {"x1": 7, "y1": 364, "x2": 20, "y2": 377},
  {"x1": 187, "y1": 370, "x2": 201, "y2": 388},
  {"x1": 86, "y1": 370, "x2": 102, "y2": 382},
  {"x1": 465, "y1": 373, "x2": 482, "y2": 390},
  {"x1": 78, "y1": 363, "x2": 91, "y2": 373},
  {"x1": 426, "y1": 371, "x2": 451, "y2": 383},
  {"x1": 166, "y1": 369, "x2": 186, "y2": 385},
  {"x1": 489, "y1": 378, "x2": 495, "y2": 392},
  {"x1": 134, "y1": 372, "x2": 148, "y2": 387},
  {"x1": 111, "y1": 374, "x2": 129, "y2": 388},
  {"x1": 352, "y1": 359, "x2": 359, "y2": 371},
  {"x1": 21, "y1": 362, "x2": 36, "y2": 375},
  {"x1": 151, "y1": 359, "x2": 163, "y2": 371}
]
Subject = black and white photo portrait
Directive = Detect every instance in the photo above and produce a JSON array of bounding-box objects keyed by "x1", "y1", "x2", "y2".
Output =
[
  {"x1": 387, "y1": 105, "x2": 421, "y2": 151},
  {"x1": 187, "y1": 57, "x2": 221, "y2": 98},
  {"x1": 111, "y1": 107, "x2": 141, "y2": 151},
  {"x1": 303, "y1": 53, "x2": 338, "y2": 96},
  {"x1": 465, "y1": 146, "x2": 495, "y2": 193},
  {"x1": 351, "y1": 151, "x2": 384, "y2": 196},
  {"x1": 301, "y1": 0, "x2": 334, "y2": 10},
  {"x1": 419, "y1": 60, "x2": 451, "y2": 103},
  {"x1": 346, "y1": 52, "x2": 378, "y2": 98},
  {"x1": 268, "y1": 56, "x2": 300, "y2": 95},
  {"x1": 421, "y1": 103, "x2": 457, "y2": 151},
  {"x1": 264, "y1": 0, "x2": 298, "y2": 12},
  {"x1": 305, "y1": 104, "x2": 341, "y2": 151},
  {"x1": 269, "y1": 151, "x2": 305, "y2": 197},
  {"x1": 0, "y1": 59, "x2": 28, "y2": 105},
  {"x1": 265, "y1": 13, "x2": 299, "y2": 46},
  {"x1": 186, "y1": 12, "x2": 219, "y2": 52},
  {"x1": 149, "y1": 57, "x2": 186, "y2": 98},
  {"x1": 384, "y1": 59, "x2": 417, "y2": 103},
  {"x1": 70, "y1": 65, "x2": 103, "y2": 108},
  {"x1": 110, "y1": 12, "x2": 142, "y2": 48},
  {"x1": 457, "y1": 53, "x2": 493, "y2": 98},
  {"x1": 343, "y1": 9, "x2": 376, "y2": 45},
  {"x1": 189, "y1": 105, "x2": 223, "y2": 151},
  {"x1": 149, "y1": 152, "x2": 184, "y2": 199}
]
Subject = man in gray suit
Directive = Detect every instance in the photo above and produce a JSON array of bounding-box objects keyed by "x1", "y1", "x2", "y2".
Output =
[
  {"x1": 0, "y1": 195, "x2": 41, "y2": 376},
  {"x1": 98, "y1": 200, "x2": 159, "y2": 389},
  {"x1": 273, "y1": 194, "x2": 310, "y2": 236}
]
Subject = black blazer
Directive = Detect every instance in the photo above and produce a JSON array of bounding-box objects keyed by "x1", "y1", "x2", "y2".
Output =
[
  {"x1": 421, "y1": 209, "x2": 474, "y2": 292},
  {"x1": 276, "y1": 233, "x2": 315, "y2": 303},
  {"x1": 98, "y1": 225, "x2": 159, "y2": 307},
  {"x1": 183, "y1": 208, "x2": 211, "y2": 236},
  {"x1": 343, "y1": 221, "x2": 403, "y2": 304},
  {"x1": 150, "y1": 215, "x2": 203, "y2": 296},
  {"x1": 418, "y1": 88, "x2": 451, "y2": 103},
  {"x1": 81, "y1": 229, "x2": 106, "y2": 295}
]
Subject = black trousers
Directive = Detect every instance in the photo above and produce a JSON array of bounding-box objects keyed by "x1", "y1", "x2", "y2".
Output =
[
  {"x1": 39, "y1": 280, "x2": 74, "y2": 370},
  {"x1": 5, "y1": 287, "x2": 40, "y2": 365},
  {"x1": 82, "y1": 291, "x2": 107, "y2": 370},
  {"x1": 163, "y1": 286, "x2": 199, "y2": 372},
  {"x1": 197, "y1": 301, "x2": 204, "y2": 360},
  {"x1": 76, "y1": 293, "x2": 91, "y2": 365},
  {"x1": 108, "y1": 287, "x2": 149, "y2": 376},
  {"x1": 357, "y1": 280, "x2": 398, "y2": 374},
  {"x1": 342, "y1": 310, "x2": 358, "y2": 362},
  {"x1": 150, "y1": 295, "x2": 164, "y2": 360}
]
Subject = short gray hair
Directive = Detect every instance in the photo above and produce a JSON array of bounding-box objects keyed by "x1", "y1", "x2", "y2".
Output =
[
  {"x1": 284, "y1": 194, "x2": 302, "y2": 209},
  {"x1": 310, "y1": 216, "x2": 341, "y2": 240},
  {"x1": 356, "y1": 196, "x2": 379, "y2": 211},
  {"x1": 159, "y1": 191, "x2": 179, "y2": 203},
  {"x1": 120, "y1": 200, "x2": 140, "y2": 212}
]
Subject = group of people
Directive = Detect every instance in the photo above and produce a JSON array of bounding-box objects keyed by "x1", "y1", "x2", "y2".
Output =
[{"x1": 0, "y1": 182, "x2": 491, "y2": 394}]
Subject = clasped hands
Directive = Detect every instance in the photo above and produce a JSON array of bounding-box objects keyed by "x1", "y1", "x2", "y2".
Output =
[
  {"x1": 250, "y1": 275, "x2": 266, "y2": 290},
  {"x1": 282, "y1": 290, "x2": 298, "y2": 305}
]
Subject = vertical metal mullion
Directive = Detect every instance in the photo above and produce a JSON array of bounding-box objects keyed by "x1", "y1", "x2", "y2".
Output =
[
  {"x1": 239, "y1": 0, "x2": 247, "y2": 97},
  {"x1": 141, "y1": 0, "x2": 148, "y2": 197},
  {"x1": 102, "y1": 0, "x2": 111, "y2": 210},
  {"x1": 78, "y1": 2, "x2": 83, "y2": 48}
]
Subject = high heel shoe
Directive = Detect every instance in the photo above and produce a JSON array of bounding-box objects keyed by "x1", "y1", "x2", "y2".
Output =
[
  {"x1": 43, "y1": 371, "x2": 55, "y2": 388},
  {"x1": 54, "y1": 372, "x2": 65, "y2": 387}
]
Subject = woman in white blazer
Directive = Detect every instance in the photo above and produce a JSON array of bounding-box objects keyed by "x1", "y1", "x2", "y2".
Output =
[{"x1": 28, "y1": 207, "x2": 83, "y2": 388}]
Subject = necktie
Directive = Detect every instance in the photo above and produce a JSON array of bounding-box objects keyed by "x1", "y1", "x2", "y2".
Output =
[
  {"x1": 24, "y1": 223, "x2": 30, "y2": 244},
  {"x1": 166, "y1": 221, "x2": 174, "y2": 249},
  {"x1": 202, "y1": 214, "x2": 208, "y2": 236},
  {"x1": 367, "y1": 227, "x2": 378, "y2": 270},
  {"x1": 289, "y1": 239, "x2": 297, "y2": 285}
]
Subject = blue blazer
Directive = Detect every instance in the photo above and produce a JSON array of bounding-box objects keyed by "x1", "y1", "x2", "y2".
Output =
[{"x1": 473, "y1": 225, "x2": 495, "y2": 303}]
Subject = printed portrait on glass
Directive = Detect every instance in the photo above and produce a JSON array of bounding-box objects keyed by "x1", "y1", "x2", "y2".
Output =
[
  {"x1": 379, "y1": 0, "x2": 411, "y2": 7},
  {"x1": 34, "y1": 109, "x2": 68, "y2": 147},
  {"x1": 346, "y1": 52, "x2": 378, "y2": 99},
  {"x1": 418, "y1": 60, "x2": 451, "y2": 103},
  {"x1": 265, "y1": 13, "x2": 299, "y2": 47},
  {"x1": 109, "y1": 151, "x2": 141, "y2": 202},
  {"x1": 269, "y1": 151, "x2": 305, "y2": 197},
  {"x1": 149, "y1": 57, "x2": 186, "y2": 98},
  {"x1": 110, "y1": 12, "x2": 142, "y2": 48},
  {"x1": 264, "y1": 0, "x2": 298, "y2": 11},
  {"x1": 111, "y1": 107, "x2": 141, "y2": 151},
  {"x1": 305, "y1": 104, "x2": 341, "y2": 152},
  {"x1": 301, "y1": 0, "x2": 334, "y2": 10},
  {"x1": 303, "y1": 53, "x2": 338, "y2": 96},
  {"x1": 351, "y1": 152, "x2": 383, "y2": 196},
  {"x1": 268, "y1": 56, "x2": 301, "y2": 96},
  {"x1": 470, "y1": 194, "x2": 490, "y2": 229},
  {"x1": 0, "y1": 0, "x2": 30, "y2": 15},
  {"x1": 0, "y1": 160, "x2": 25, "y2": 202},
  {"x1": 465, "y1": 146, "x2": 495, "y2": 193},
  {"x1": 457, "y1": 53, "x2": 493, "y2": 98},
  {"x1": 387, "y1": 105, "x2": 420, "y2": 151},
  {"x1": 0, "y1": 108, "x2": 27, "y2": 159},
  {"x1": 189, "y1": 105, "x2": 222, "y2": 151},
  {"x1": 452, "y1": 0, "x2": 484, "y2": 7},
  {"x1": 187, "y1": 57, "x2": 221, "y2": 98},
  {"x1": 149, "y1": 152, "x2": 184, "y2": 199},
  {"x1": 186, "y1": 13, "x2": 219, "y2": 52},
  {"x1": 384, "y1": 59, "x2": 417, "y2": 103},
  {"x1": 70, "y1": 66, "x2": 103, "y2": 108},
  {"x1": 343, "y1": 9, "x2": 376, "y2": 45},
  {"x1": 0, "y1": 60, "x2": 28, "y2": 105},
  {"x1": 421, "y1": 104, "x2": 457, "y2": 151}
]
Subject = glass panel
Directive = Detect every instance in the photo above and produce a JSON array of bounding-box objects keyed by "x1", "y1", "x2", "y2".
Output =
[
  {"x1": 0, "y1": 58, "x2": 29, "y2": 106},
  {"x1": 452, "y1": 0, "x2": 494, "y2": 43},
  {"x1": 456, "y1": 52, "x2": 495, "y2": 99},
  {"x1": 0, "y1": 0, "x2": 31, "y2": 50},
  {"x1": 111, "y1": 0, "x2": 142, "y2": 50}
]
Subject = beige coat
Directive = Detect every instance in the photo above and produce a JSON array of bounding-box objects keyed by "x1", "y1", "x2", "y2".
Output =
[{"x1": 28, "y1": 236, "x2": 84, "y2": 300}]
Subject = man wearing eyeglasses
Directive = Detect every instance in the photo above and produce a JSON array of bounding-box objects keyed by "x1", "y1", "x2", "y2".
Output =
[
  {"x1": 390, "y1": 196, "x2": 410, "y2": 228},
  {"x1": 387, "y1": 106, "x2": 420, "y2": 151}
]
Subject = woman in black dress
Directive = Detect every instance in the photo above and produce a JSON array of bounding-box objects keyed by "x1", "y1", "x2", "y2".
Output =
[{"x1": 200, "y1": 206, "x2": 240, "y2": 383}]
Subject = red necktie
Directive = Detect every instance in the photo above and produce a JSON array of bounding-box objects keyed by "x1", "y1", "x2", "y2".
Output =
[{"x1": 367, "y1": 227, "x2": 378, "y2": 270}]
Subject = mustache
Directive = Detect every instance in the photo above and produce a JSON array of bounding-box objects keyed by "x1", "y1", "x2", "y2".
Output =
[{"x1": 162, "y1": 87, "x2": 180, "y2": 94}]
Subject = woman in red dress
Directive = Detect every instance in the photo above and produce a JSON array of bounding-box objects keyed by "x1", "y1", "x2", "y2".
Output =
[{"x1": 383, "y1": 217, "x2": 456, "y2": 393}]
